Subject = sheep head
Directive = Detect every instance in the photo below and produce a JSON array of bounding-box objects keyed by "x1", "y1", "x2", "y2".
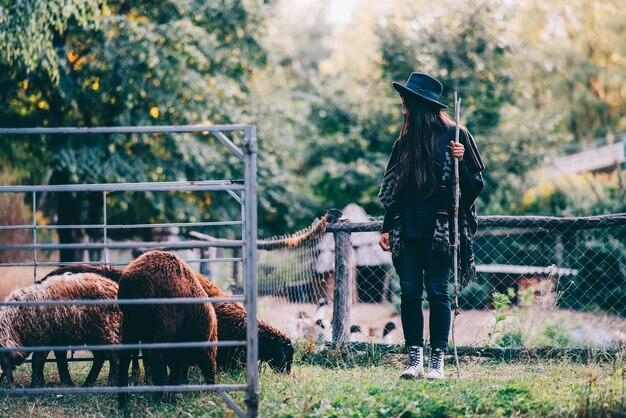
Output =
[
  {"x1": 259, "y1": 332, "x2": 294, "y2": 374},
  {"x1": 0, "y1": 339, "x2": 23, "y2": 388},
  {"x1": 269, "y1": 340, "x2": 294, "y2": 373}
]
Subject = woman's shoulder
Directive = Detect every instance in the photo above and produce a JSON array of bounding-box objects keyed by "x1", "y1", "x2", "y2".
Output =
[
  {"x1": 390, "y1": 137, "x2": 401, "y2": 153},
  {"x1": 444, "y1": 123, "x2": 472, "y2": 139}
]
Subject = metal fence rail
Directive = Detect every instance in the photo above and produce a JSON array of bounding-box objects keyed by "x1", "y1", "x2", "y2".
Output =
[{"x1": 0, "y1": 125, "x2": 258, "y2": 417}]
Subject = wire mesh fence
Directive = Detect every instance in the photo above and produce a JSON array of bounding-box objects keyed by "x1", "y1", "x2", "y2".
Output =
[{"x1": 244, "y1": 207, "x2": 625, "y2": 351}]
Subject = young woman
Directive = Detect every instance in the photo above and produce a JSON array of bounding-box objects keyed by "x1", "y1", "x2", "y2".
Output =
[{"x1": 378, "y1": 73, "x2": 485, "y2": 379}]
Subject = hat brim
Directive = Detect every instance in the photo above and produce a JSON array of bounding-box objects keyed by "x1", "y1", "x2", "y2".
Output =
[{"x1": 392, "y1": 82, "x2": 448, "y2": 109}]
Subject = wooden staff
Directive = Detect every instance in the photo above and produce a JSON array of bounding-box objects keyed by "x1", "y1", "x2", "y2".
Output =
[{"x1": 452, "y1": 91, "x2": 461, "y2": 378}]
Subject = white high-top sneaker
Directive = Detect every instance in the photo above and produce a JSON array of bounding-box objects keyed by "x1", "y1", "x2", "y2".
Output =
[
  {"x1": 427, "y1": 347, "x2": 445, "y2": 379},
  {"x1": 400, "y1": 346, "x2": 424, "y2": 379}
]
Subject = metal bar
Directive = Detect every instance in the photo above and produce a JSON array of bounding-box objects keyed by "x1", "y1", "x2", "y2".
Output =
[
  {"x1": 227, "y1": 189, "x2": 243, "y2": 204},
  {"x1": 0, "y1": 340, "x2": 246, "y2": 353},
  {"x1": 0, "y1": 125, "x2": 253, "y2": 135},
  {"x1": 163, "y1": 257, "x2": 240, "y2": 264},
  {"x1": 332, "y1": 225, "x2": 352, "y2": 344},
  {"x1": 0, "y1": 296, "x2": 245, "y2": 307},
  {"x1": 323, "y1": 214, "x2": 626, "y2": 232},
  {"x1": 244, "y1": 126, "x2": 259, "y2": 418},
  {"x1": 477, "y1": 214, "x2": 626, "y2": 229},
  {"x1": 32, "y1": 192, "x2": 37, "y2": 283},
  {"x1": 212, "y1": 131, "x2": 244, "y2": 160},
  {"x1": 102, "y1": 191, "x2": 108, "y2": 266},
  {"x1": 27, "y1": 356, "x2": 102, "y2": 364},
  {"x1": 234, "y1": 167, "x2": 245, "y2": 293},
  {"x1": 0, "y1": 180, "x2": 244, "y2": 193},
  {"x1": 0, "y1": 220, "x2": 243, "y2": 231},
  {"x1": 0, "y1": 240, "x2": 243, "y2": 251},
  {"x1": 219, "y1": 390, "x2": 246, "y2": 418},
  {"x1": 0, "y1": 257, "x2": 242, "y2": 267},
  {"x1": 0, "y1": 384, "x2": 247, "y2": 396},
  {"x1": 325, "y1": 221, "x2": 382, "y2": 233}
]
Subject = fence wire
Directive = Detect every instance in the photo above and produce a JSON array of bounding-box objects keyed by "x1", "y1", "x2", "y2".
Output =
[{"x1": 252, "y1": 210, "x2": 626, "y2": 350}]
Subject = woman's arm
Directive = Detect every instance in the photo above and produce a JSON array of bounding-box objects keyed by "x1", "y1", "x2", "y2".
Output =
[
  {"x1": 459, "y1": 159, "x2": 484, "y2": 206},
  {"x1": 457, "y1": 129, "x2": 485, "y2": 207},
  {"x1": 379, "y1": 138, "x2": 402, "y2": 231},
  {"x1": 382, "y1": 210, "x2": 394, "y2": 233}
]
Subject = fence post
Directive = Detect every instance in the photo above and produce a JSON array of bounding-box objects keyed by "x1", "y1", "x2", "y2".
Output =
[
  {"x1": 554, "y1": 231, "x2": 564, "y2": 268},
  {"x1": 332, "y1": 221, "x2": 352, "y2": 344}
]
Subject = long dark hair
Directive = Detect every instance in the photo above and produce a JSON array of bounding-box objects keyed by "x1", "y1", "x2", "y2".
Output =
[{"x1": 396, "y1": 95, "x2": 453, "y2": 197}]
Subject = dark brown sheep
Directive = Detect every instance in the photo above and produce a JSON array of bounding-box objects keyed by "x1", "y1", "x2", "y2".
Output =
[
  {"x1": 41, "y1": 264, "x2": 124, "y2": 283},
  {"x1": 0, "y1": 273, "x2": 121, "y2": 388},
  {"x1": 194, "y1": 272, "x2": 294, "y2": 373},
  {"x1": 117, "y1": 251, "x2": 218, "y2": 406}
]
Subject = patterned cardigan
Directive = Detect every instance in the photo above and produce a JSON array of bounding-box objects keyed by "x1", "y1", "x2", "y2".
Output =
[{"x1": 378, "y1": 126, "x2": 485, "y2": 288}]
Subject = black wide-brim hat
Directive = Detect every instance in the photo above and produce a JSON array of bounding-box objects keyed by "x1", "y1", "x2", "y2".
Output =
[{"x1": 392, "y1": 72, "x2": 448, "y2": 109}]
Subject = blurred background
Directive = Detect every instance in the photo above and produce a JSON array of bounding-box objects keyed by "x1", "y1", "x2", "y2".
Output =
[{"x1": 0, "y1": 0, "x2": 624, "y2": 348}]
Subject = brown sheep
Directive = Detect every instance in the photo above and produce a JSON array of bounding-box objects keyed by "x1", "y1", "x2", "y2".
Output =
[
  {"x1": 41, "y1": 264, "x2": 124, "y2": 282},
  {"x1": 31, "y1": 265, "x2": 138, "y2": 387},
  {"x1": 0, "y1": 273, "x2": 121, "y2": 388},
  {"x1": 117, "y1": 251, "x2": 217, "y2": 406},
  {"x1": 194, "y1": 272, "x2": 294, "y2": 373},
  {"x1": 43, "y1": 264, "x2": 293, "y2": 377}
]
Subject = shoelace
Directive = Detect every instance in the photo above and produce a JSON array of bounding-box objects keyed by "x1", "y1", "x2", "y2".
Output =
[
  {"x1": 408, "y1": 347, "x2": 421, "y2": 368},
  {"x1": 430, "y1": 349, "x2": 443, "y2": 370}
]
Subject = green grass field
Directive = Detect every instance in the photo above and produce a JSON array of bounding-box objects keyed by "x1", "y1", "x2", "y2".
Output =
[{"x1": 1, "y1": 347, "x2": 624, "y2": 417}]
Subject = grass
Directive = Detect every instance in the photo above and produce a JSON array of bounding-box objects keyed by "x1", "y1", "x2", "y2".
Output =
[{"x1": 0, "y1": 346, "x2": 624, "y2": 417}]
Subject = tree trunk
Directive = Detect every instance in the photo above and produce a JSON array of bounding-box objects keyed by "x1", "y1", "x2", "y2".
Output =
[{"x1": 50, "y1": 169, "x2": 83, "y2": 262}]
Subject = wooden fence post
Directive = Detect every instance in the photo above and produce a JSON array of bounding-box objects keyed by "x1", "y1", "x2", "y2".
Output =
[{"x1": 332, "y1": 225, "x2": 352, "y2": 344}]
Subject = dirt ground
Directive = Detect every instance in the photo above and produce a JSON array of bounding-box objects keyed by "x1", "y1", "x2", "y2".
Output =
[
  {"x1": 258, "y1": 296, "x2": 626, "y2": 347},
  {"x1": 0, "y1": 266, "x2": 55, "y2": 299}
]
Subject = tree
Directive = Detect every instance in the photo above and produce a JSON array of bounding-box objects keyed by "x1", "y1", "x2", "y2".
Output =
[
  {"x1": 0, "y1": 0, "x2": 102, "y2": 81},
  {"x1": 0, "y1": 0, "x2": 272, "y2": 259},
  {"x1": 511, "y1": 0, "x2": 626, "y2": 144}
]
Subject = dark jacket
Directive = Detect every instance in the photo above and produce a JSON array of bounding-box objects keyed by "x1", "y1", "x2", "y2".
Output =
[{"x1": 382, "y1": 126, "x2": 484, "y2": 235}]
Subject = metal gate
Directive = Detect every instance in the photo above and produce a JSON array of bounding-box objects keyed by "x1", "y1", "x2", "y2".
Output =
[{"x1": 0, "y1": 125, "x2": 259, "y2": 417}]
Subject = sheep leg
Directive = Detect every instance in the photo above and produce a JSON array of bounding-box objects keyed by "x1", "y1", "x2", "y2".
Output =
[
  {"x1": 130, "y1": 350, "x2": 140, "y2": 381},
  {"x1": 4, "y1": 367, "x2": 15, "y2": 389},
  {"x1": 107, "y1": 350, "x2": 119, "y2": 386},
  {"x1": 142, "y1": 349, "x2": 152, "y2": 383},
  {"x1": 83, "y1": 351, "x2": 106, "y2": 387},
  {"x1": 166, "y1": 356, "x2": 183, "y2": 403},
  {"x1": 117, "y1": 348, "x2": 132, "y2": 407},
  {"x1": 149, "y1": 349, "x2": 170, "y2": 402},
  {"x1": 30, "y1": 351, "x2": 48, "y2": 387},
  {"x1": 54, "y1": 350, "x2": 75, "y2": 387},
  {"x1": 180, "y1": 363, "x2": 189, "y2": 384},
  {"x1": 197, "y1": 347, "x2": 217, "y2": 385}
]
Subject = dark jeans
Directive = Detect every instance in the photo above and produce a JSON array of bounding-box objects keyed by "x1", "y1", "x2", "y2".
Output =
[{"x1": 396, "y1": 237, "x2": 451, "y2": 350}]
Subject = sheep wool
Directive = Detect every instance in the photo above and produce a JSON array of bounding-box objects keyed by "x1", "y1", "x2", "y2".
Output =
[
  {"x1": 117, "y1": 250, "x2": 218, "y2": 406},
  {"x1": 194, "y1": 272, "x2": 294, "y2": 373},
  {"x1": 0, "y1": 273, "x2": 121, "y2": 388}
]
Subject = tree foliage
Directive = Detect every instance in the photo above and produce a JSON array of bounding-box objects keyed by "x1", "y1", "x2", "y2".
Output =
[
  {"x1": 0, "y1": 0, "x2": 625, "y2": 242},
  {"x1": 0, "y1": 0, "x2": 102, "y2": 81},
  {"x1": 0, "y1": 0, "x2": 275, "y2": 259}
]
